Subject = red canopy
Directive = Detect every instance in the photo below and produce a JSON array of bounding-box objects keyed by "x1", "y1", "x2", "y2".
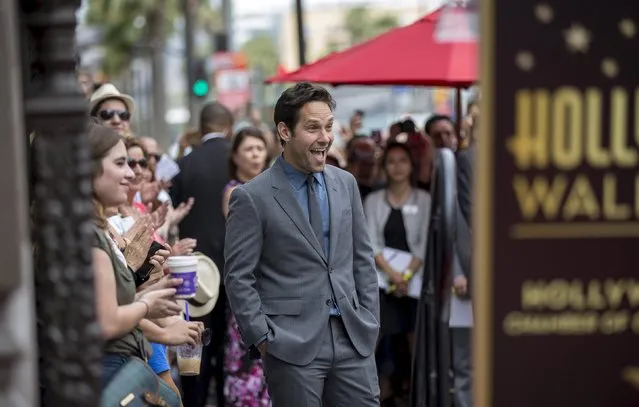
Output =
[{"x1": 266, "y1": 8, "x2": 477, "y2": 88}]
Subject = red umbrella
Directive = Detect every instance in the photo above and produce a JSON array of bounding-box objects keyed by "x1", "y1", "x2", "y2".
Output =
[
  {"x1": 265, "y1": 8, "x2": 477, "y2": 87},
  {"x1": 275, "y1": 64, "x2": 288, "y2": 77}
]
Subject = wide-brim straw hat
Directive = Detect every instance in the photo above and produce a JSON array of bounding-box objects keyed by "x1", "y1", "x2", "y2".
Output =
[
  {"x1": 89, "y1": 83, "x2": 135, "y2": 116},
  {"x1": 182, "y1": 253, "x2": 221, "y2": 318}
]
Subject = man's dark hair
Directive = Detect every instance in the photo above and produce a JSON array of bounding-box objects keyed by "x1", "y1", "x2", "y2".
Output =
[
  {"x1": 424, "y1": 114, "x2": 454, "y2": 135},
  {"x1": 199, "y1": 101, "x2": 234, "y2": 135},
  {"x1": 354, "y1": 109, "x2": 365, "y2": 117},
  {"x1": 400, "y1": 119, "x2": 416, "y2": 134},
  {"x1": 273, "y1": 82, "x2": 336, "y2": 146},
  {"x1": 345, "y1": 135, "x2": 376, "y2": 164}
]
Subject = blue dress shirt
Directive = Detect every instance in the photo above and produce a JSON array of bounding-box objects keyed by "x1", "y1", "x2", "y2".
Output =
[{"x1": 279, "y1": 156, "x2": 340, "y2": 316}]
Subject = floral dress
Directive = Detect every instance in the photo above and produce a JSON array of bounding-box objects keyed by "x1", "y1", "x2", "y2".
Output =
[
  {"x1": 223, "y1": 180, "x2": 271, "y2": 406},
  {"x1": 224, "y1": 310, "x2": 271, "y2": 406}
]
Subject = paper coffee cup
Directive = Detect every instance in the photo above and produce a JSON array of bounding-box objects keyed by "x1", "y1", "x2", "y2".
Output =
[{"x1": 167, "y1": 256, "x2": 198, "y2": 299}]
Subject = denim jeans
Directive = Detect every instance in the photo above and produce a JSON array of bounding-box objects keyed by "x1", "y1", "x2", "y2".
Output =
[{"x1": 102, "y1": 353, "x2": 131, "y2": 388}]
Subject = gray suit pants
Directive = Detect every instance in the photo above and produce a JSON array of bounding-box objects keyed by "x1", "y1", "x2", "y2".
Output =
[
  {"x1": 451, "y1": 328, "x2": 473, "y2": 407},
  {"x1": 263, "y1": 317, "x2": 380, "y2": 407}
]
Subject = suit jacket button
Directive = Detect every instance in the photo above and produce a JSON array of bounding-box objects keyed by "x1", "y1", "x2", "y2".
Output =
[{"x1": 326, "y1": 299, "x2": 332, "y2": 306}]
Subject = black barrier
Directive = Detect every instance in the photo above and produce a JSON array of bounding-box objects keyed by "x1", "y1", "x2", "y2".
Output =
[{"x1": 410, "y1": 148, "x2": 457, "y2": 407}]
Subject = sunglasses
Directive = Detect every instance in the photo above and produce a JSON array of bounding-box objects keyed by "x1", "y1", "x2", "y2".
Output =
[
  {"x1": 149, "y1": 153, "x2": 162, "y2": 162},
  {"x1": 128, "y1": 158, "x2": 148, "y2": 169},
  {"x1": 98, "y1": 109, "x2": 131, "y2": 121}
]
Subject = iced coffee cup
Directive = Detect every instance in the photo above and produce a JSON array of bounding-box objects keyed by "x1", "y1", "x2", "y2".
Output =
[
  {"x1": 176, "y1": 342, "x2": 203, "y2": 376},
  {"x1": 167, "y1": 256, "x2": 198, "y2": 299}
]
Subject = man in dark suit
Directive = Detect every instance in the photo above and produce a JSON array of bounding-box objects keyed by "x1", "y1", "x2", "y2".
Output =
[
  {"x1": 455, "y1": 145, "x2": 474, "y2": 289},
  {"x1": 170, "y1": 101, "x2": 234, "y2": 407},
  {"x1": 457, "y1": 146, "x2": 474, "y2": 231},
  {"x1": 451, "y1": 143, "x2": 475, "y2": 407}
]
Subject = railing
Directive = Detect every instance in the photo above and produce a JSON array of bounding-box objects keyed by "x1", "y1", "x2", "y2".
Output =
[
  {"x1": 22, "y1": 1, "x2": 102, "y2": 405},
  {"x1": 410, "y1": 148, "x2": 457, "y2": 407}
]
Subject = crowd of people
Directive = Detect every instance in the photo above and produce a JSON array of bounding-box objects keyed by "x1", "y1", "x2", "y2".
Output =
[{"x1": 33, "y1": 73, "x2": 478, "y2": 406}]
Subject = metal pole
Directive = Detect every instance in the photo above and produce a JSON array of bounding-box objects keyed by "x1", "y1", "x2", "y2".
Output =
[
  {"x1": 295, "y1": 0, "x2": 306, "y2": 66},
  {"x1": 183, "y1": 0, "x2": 197, "y2": 127},
  {"x1": 222, "y1": 0, "x2": 233, "y2": 51}
]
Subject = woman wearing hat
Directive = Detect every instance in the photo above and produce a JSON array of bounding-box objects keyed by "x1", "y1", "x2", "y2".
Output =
[{"x1": 89, "y1": 83, "x2": 135, "y2": 138}]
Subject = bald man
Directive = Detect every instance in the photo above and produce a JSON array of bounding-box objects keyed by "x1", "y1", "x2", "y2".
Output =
[
  {"x1": 139, "y1": 136, "x2": 162, "y2": 167},
  {"x1": 169, "y1": 101, "x2": 234, "y2": 407}
]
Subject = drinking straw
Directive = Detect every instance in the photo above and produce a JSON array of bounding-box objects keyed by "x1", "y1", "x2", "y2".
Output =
[{"x1": 185, "y1": 302, "x2": 190, "y2": 321}]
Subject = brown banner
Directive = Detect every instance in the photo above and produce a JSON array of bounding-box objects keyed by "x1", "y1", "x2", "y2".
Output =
[{"x1": 476, "y1": 1, "x2": 639, "y2": 406}]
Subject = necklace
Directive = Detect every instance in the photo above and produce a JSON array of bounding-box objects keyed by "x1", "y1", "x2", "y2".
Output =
[{"x1": 386, "y1": 187, "x2": 412, "y2": 209}]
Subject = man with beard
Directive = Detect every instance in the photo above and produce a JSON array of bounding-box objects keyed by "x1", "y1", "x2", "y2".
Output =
[{"x1": 224, "y1": 82, "x2": 380, "y2": 406}]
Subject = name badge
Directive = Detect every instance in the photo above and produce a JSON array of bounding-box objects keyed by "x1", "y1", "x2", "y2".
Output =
[{"x1": 402, "y1": 205, "x2": 418, "y2": 215}]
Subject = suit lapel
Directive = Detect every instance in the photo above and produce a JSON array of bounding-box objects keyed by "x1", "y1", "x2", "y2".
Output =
[
  {"x1": 324, "y1": 168, "x2": 342, "y2": 266},
  {"x1": 271, "y1": 161, "x2": 327, "y2": 263}
]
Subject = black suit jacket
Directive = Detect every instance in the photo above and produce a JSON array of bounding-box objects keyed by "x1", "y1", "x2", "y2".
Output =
[
  {"x1": 456, "y1": 146, "x2": 474, "y2": 228},
  {"x1": 455, "y1": 146, "x2": 475, "y2": 280},
  {"x1": 170, "y1": 137, "x2": 230, "y2": 271}
]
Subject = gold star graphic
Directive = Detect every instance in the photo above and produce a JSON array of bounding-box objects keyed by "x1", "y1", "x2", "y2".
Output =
[
  {"x1": 515, "y1": 51, "x2": 535, "y2": 71},
  {"x1": 534, "y1": 3, "x2": 554, "y2": 24},
  {"x1": 622, "y1": 367, "x2": 639, "y2": 390},
  {"x1": 619, "y1": 19, "x2": 637, "y2": 38},
  {"x1": 564, "y1": 23, "x2": 592, "y2": 53},
  {"x1": 601, "y1": 58, "x2": 619, "y2": 78}
]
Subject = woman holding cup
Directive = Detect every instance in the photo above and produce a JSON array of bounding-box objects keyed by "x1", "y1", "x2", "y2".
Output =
[
  {"x1": 106, "y1": 157, "x2": 204, "y2": 398},
  {"x1": 88, "y1": 122, "x2": 183, "y2": 386}
]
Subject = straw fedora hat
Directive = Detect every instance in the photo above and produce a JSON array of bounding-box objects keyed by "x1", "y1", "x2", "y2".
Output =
[
  {"x1": 183, "y1": 253, "x2": 221, "y2": 318},
  {"x1": 89, "y1": 83, "x2": 135, "y2": 116}
]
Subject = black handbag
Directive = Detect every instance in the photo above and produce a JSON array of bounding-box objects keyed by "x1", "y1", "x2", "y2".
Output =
[{"x1": 101, "y1": 357, "x2": 180, "y2": 407}]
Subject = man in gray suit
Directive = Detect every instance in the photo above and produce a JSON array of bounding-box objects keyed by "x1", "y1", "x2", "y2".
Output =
[{"x1": 224, "y1": 82, "x2": 380, "y2": 406}]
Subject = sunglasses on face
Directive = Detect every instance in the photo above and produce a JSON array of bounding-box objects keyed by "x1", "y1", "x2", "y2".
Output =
[
  {"x1": 98, "y1": 109, "x2": 131, "y2": 121},
  {"x1": 149, "y1": 153, "x2": 162, "y2": 162},
  {"x1": 128, "y1": 158, "x2": 148, "y2": 169}
]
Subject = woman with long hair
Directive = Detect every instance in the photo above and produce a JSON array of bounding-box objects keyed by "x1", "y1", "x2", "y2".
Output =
[
  {"x1": 87, "y1": 123, "x2": 183, "y2": 386},
  {"x1": 104, "y1": 137, "x2": 202, "y2": 397}
]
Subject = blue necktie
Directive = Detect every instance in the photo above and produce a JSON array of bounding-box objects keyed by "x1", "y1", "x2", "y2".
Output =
[{"x1": 307, "y1": 174, "x2": 324, "y2": 250}]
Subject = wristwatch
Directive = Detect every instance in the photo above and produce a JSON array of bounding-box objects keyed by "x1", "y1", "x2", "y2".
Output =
[
  {"x1": 119, "y1": 237, "x2": 131, "y2": 251},
  {"x1": 403, "y1": 268, "x2": 414, "y2": 280}
]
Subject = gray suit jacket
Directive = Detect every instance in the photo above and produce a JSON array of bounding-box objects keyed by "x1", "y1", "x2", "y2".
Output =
[{"x1": 224, "y1": 160, "x2": 380, "y2": 366}]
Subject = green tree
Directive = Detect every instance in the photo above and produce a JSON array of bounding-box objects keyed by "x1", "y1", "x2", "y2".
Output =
[
  {"x1": 85, "y1": 0, "x2": 169, "y2": 76},
  {"x1": 316, "y1": 37, "x2": 344, "y2": 60},
  {"x1": 84, "y1": 0, "x2": 220, "y2": 77},
  {"x1": 240, "y1": 34, "x2": 279, "y2": 77},
  {"x1": 343, "y1": 6, "x2": 399, "y2": 46},
  {"x1": 84, "y1": 0, "x2": 221, "y2": 143},
  {"x1": 324, "y1": 38, "x2": 342, "y2": 55}
]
